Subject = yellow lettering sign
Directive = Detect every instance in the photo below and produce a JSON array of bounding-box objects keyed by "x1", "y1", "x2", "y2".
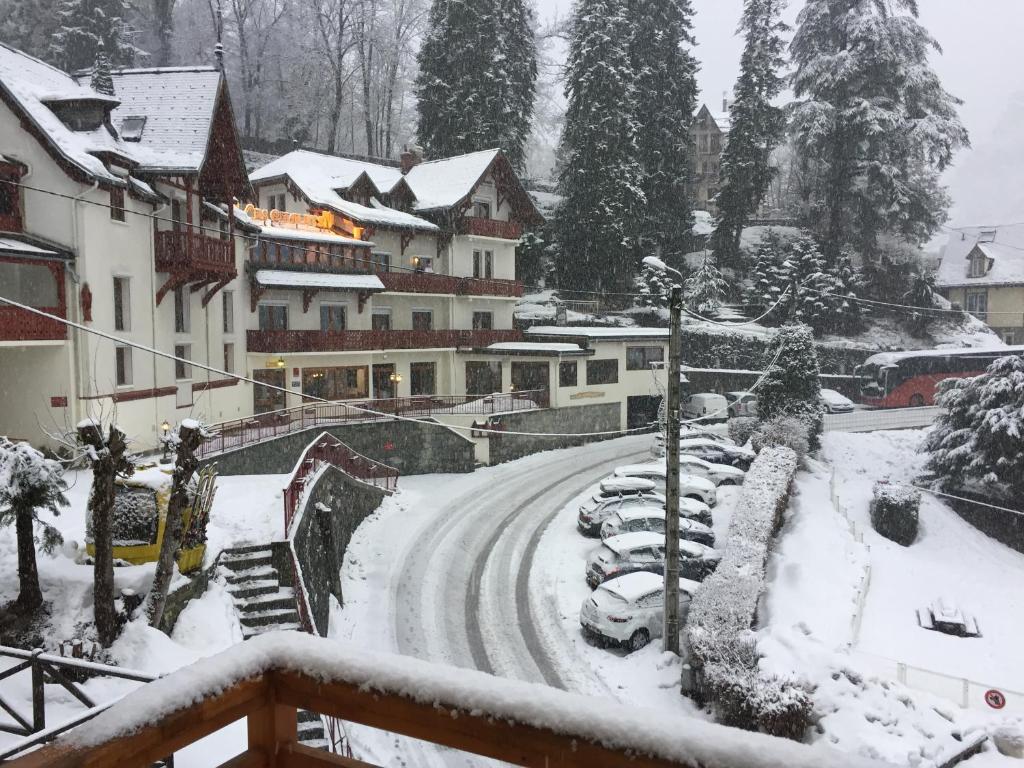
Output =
[{"x1": 569, "y1": 391, "x2": 605, "y2": 400}]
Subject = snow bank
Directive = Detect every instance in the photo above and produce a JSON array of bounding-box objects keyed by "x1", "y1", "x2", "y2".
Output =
[{"x1": 66, "y1": 632, "x2": 882, "y2": 768}]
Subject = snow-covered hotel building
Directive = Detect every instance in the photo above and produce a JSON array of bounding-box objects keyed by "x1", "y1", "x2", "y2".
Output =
[{"x1": 0, "y1": 43, "x2": 252, "y2": 448}]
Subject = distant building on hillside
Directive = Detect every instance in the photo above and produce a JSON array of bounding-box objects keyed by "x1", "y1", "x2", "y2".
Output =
[
  {"x1": 690, "y1": 101, "x2": 730, "y2": 216},
  {"x1": 936, "y1": 223, "x2": 1024, "y2": 344}
]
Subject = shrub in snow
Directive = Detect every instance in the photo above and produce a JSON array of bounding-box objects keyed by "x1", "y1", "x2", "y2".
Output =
[
  {"x1": 750, "y1": 415, "x2": 811, "y2": 461},
  {"x1": 869, "y1": 482, "x2": 920, "y2": 546},
  {"x1": 728, "y1": 416, "x2": 758, "y2": 447},
  {"x1": 993, "y1": 725, "x2": 1024, "y2": 758},
  {"x1": 756, "y1": 325, "x2": 823, "y2": 451},
  {"x1": 923, "y1": 354, "x2": 1024, "y2": 499},
  {"x1": 685, "y1": 447, "x2": 809, "y2": 739}
]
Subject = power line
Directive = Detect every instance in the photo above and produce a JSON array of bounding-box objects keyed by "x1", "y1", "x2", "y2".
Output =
[{"x1": 908, "y1": 483, "x2": 1024, "y2": 519}]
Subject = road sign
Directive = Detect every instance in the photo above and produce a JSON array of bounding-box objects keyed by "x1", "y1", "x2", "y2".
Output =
[{"x1": 984, "y1": 689, "x2": 1006, "y2": 709}]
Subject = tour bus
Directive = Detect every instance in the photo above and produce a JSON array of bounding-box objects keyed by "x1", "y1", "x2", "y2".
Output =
[{"x1": 855, "y1": 346, "x2": 1024, "y2": 408}]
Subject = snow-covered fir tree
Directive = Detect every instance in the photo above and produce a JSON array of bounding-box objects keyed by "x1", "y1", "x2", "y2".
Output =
[
  {"x1": 789, "y1": 0, "x2": 969, "y2": 261},
  {"x1": 556, "y1": 0, "x2": 645, "y2": 296},
  {"x1": 630, "y1": 0, "x2": 698, "y2": 261},
  {"x1": 635, "y1": 260, "x2": 674, "y2": 310},
  {"x1": 49, "y1": 0, "x2": 136, "y2": 73},
  {"x1": 685, "y1": 254, "x2": 728, "y2": 315},
  {"x1": 0, "y1": 438, "x2": 68, "y2": 612},
  {"x1": 709, "y1": 0, "x2": 788, "y2": 267},
  {"x1": 756, "y1": 323, "x2": 822, "y2": 425},
  {"x1": 924, "y1": 354, "x2": 1024, "y2": 498},
  {"x1": 90, "y1": 42, "x2": 114, "y2": 96},
  {"x1": 415, "y1": 0, "x2": 536, "y2": 170}
]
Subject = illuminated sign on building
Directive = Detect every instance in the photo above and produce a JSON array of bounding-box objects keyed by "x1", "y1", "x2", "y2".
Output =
[{"x1": 241, "y1": 204, "x2": 334, "y2": 231}]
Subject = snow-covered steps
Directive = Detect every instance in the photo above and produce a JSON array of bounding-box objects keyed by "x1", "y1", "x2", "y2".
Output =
[
  {"x1": 225, "y1": 578, "x2": 282, "y2": 600},
  {"x1": 240, "y1": 621, "x2": 304, "y2": 640},
  {"x1": 220, "y1": 547, "x2": 274, "y2": 572},
  {"x1": 239, "y1": 607, "x2": 302, "y2": 630}
]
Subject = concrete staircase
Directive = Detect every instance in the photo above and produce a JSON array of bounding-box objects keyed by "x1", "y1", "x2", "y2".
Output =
[{"x1": 219, "y1": 544, "x2": 327, "y2": 750}]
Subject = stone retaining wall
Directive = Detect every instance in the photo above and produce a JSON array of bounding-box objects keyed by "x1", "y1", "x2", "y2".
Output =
[{"x1": 487, "y1": 403, "x2": 624, "y2": 464}]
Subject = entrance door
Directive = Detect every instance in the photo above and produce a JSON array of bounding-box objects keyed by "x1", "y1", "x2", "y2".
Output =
[
  {"x1": 373, "y1": 364, "x2": 396, "y2": 399},
  {"x1": 253, "y1": 368, "x2": 286, "y2": 413}
]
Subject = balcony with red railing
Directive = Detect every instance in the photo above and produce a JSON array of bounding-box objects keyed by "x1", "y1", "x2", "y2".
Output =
[
  {"x1": 0, "y1": 258, "x2": 67, "y2": 343},
  {"x1": 377, "y1": 270, "x2": 523, "y2": 298},
  {"x1": 455, "y1": 216, "x2": 523, "y2": 240},
  {"x1": 247, "y1": 328, "x2": 522, "y2": 353},
  {"x1": 154, "y1": 229, "x2": 235, "y2": 277}
]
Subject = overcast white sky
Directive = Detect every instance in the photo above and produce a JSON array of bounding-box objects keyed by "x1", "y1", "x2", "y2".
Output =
[{"x1": 537, "y1": 0, "x2": 1024, "y2": 228}]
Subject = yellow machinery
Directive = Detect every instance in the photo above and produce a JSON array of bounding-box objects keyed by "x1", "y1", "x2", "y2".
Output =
[{"x1": 86, "y1": 463, "x2": 217, "y2": 574}]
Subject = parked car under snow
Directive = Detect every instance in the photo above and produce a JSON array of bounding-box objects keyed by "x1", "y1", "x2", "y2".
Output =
[
  {"x1": 584, "y1": 532, "x2": 721, "y2": 587},
  {"x1": 599, "y1": 507, "x2": 715, "y2": 546}
]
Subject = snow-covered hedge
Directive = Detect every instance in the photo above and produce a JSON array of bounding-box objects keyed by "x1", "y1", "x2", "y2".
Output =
[
  {"x1": 728, "y1": 416, "x2": 758, "y2": 447},
  {"x1": 869, "y1": 482, "x2": 920, "y2": 547},
  {"x1": 750, "y1": 415, "x2": 812, "y2": 461},
  {"x1": 686, "y1": 446, "x2": 810, "y2": 739}
]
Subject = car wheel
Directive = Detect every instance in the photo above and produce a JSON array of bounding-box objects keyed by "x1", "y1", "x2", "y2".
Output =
[
  {"x1": 909, "y1": 394, "x2": 925, "y2": 408},
  {"x1": 628, "y1": 629, "x2": 650, "y2": 652}
]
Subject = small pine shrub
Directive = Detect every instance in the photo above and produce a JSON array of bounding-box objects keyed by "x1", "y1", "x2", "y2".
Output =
[
  {"x1": 728, "y1": 416, "x2": 758, "y2": 447},
  {"x1": 703, "y1": 662, "x2": 813, "y2": 740},
  {"x1": 750, "y1": 415, "x2": 811, "y2": 460},
  {"x1": 870, "y1": 482, "x2": 920, "y2": 546}
]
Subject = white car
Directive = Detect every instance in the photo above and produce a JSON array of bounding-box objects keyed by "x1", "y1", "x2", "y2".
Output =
[
  {"x1": 595, "y1": 477, "x2": 657, "y2": 498},
  {"x1": 725, "y1": 391, "x2": 758, "y2": 417},
  {"x1": 819, "y1": 388, "x2": 856, "y2": 413},
  {"x1": 577, "y1": 492, "x2": 665, "y2": 536},
  {"x1": 651, "y1": 429, "x2": 735, "y2": 457},
  {"x1": 613, "y1": 464, "x2": 718, "y2": 507},
  {"x1": 682, "y1": 393, "x2": 730, "y2": 423},
  {"x1": 579, "y1": 572, "x2": 701, "y2": 651},
  {"x1": 585, "y1": 532, "x2": 721, "y2": 588},
  {"x1": 600, "y1": 508, "x2": 715, "y2": 546},
  {"x1": 678, "y1": 455, "x2": 745, "y2": 486}
]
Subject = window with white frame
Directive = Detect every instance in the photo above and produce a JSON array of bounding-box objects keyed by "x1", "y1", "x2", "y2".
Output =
[
  {"x1": 969, "y1": 252, "x2": 988, "y2": 278},
  {"x1": 372, "y1": 307, "x2": 392, "y2": 331},
  {"x1": 965, "y1": 289, "x2": 988, "y2": 320},
  {"x1": 115, "y1": 345, "x2": 132, "y2": 386},
  {"x1": 113, "y1": 276, "x2": 130, "y2": 332}
]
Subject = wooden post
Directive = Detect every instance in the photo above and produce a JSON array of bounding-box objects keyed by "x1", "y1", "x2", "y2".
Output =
[
  {"x1": 247, "y1": 686, "x2": 297, "y2": 767},
  {"x1": 30, "y1": 649, "x2": 44, "y2": 732}
]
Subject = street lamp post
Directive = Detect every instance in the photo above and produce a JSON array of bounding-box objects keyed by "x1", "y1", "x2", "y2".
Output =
[{"x1": 643, "y1": 256, "x2": 684, "y2": 655}]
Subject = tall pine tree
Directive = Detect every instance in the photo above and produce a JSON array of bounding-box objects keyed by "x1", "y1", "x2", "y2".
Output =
[
  {"x1": 684, "y1": 254, "x2": 728, "y2": 315},
  {"x1": 709, "y1": 0, "x2": 788, "y2": 266},
  {"x1": 49, "y1": 0, "x2": 135, "y2": 73},
  {"x1": 630, "y1": 0, "x2": 699, "y2": 261},
  {"x1": 555, "y1": 0, "x2": 645, "y2": 296},
  {"x1": 415, "y1": 0, "x2": 536, "y2": 170},
  {"x1": 789, "y1": 0, "x2": 968, "y2": 261}
]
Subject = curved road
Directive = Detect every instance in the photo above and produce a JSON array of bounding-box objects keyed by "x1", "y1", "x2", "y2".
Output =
[{"x1": 391, "y1": 435, "x2": 649, "y2": 693}]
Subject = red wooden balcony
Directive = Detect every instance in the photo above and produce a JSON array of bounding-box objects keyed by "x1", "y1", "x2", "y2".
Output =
[
  {"x1": 378, "y1": 271, "x2": 524, "y2": 297},
  {"x1": 455, "y1": 216, "x2": 523, "y2": 240},
  {"x1": 154, "y1": 229, "x2": 235, "y2": 277},
  {"x1": 247, "y1": 328, "x2": 522, "y2": 353},
  {"x1": 0, "y1": 258, "x2": 66, "y2": 343}
]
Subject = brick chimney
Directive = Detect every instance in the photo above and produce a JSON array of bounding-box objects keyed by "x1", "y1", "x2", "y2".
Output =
[{"x1": 400, "y1": 145, "x2": 423, "y2": 174}]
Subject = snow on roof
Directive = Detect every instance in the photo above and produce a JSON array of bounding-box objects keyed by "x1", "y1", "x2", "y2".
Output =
[
  {"x1": 937, "y1": 223, "x2": 1024, "y2": 287},
  {"x1": 248, "y1": 150, "x2": 437, "y2": 231},
  {"x1": 712, "y1": 112, "x2": 731, "y2": 132},
  {"x1": 107, "y1": 67, "x2": 222, "y2": 172},
  {"x1": 526, "y1": 326, "x2": 670, "y2": 340},
  {"x1": 254, "y1": 270, "x2": 385, "y2": 291},
  {"x1": 600, "y1": 571, "x2": 664, "y2": 601},
  {"x1": 64, "y1": 633, "x2": 880, "y2": 768},
  {"x1": 485, "y1": 342, "x2": 584, "y2": 354},
  {"x1": 0, "y1": 237, "x2": 57, "y2": 256},
  {"x1": 403, "y1": 148, "x2": 500, "y2": 211},
  {"x1": 0, "y1": 42, "x2": 127, "y2": 183}
]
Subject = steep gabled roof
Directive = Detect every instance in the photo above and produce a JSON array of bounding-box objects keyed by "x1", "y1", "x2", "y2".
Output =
[
  {"x1": 0, "y1": 42, "x2": 129, "y2": 185},
  {"x1": 937, "y1": 223, "x2": 1024, "y2": 288}
]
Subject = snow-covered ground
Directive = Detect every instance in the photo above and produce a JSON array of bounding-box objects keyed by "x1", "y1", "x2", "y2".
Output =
[{"x1": 759, "y1": 430, "x2": 1024, "y2": 766}]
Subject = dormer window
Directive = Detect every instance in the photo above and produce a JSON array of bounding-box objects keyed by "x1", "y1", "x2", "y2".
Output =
[
  {"x1": 978, "y1": 229, "x2": 996, "y2": 243},
  {"x1": 119, "y1": 116, "x2": 147, "y2": 141},
  {"x1": 969, "y1": 251, "x2": 989, "y2": 278},
  {"x1": 45, "y1": 99, "x2": 109, "y2": 132}
]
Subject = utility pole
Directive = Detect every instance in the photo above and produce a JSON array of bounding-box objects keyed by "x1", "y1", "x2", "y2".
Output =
[{"x1": 664, "y1": 284, "x2": 682, "y2": 654}]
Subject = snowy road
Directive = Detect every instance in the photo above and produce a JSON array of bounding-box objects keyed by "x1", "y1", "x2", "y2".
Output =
[{"x1": 391, "y1": 435, "x2": 650, "y2": 689}]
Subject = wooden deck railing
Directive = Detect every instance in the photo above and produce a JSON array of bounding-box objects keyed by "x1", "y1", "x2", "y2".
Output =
[
  {"x1": 4, "y1": 633, "x2": 872, "y2": 768},
  {"x1": 155, "y1": 230, "x2": 235, "y2": 276}
]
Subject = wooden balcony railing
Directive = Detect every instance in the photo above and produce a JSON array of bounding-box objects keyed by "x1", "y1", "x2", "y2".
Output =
[
  {"x1": 455, "y1": 216, "x2": 523, "y2": 240},
  {"x1": 378, "y1": 270, "x2": 524, "y2": 297},
  {"x1": 0, "y1": 259, "x2": 67, "y2": 343},
  {"x1": 247, "y1": 328, "x2": 522, "y2": 353},
  {"x1": 154, "y1": 229, "x2": 235, "y2": 276},
  {"x1": 5, "y1": 633, "x2": 867, "y2": 768},
  {"x1": 0, "y1": 306, "x2": 66, "y2": 342}
]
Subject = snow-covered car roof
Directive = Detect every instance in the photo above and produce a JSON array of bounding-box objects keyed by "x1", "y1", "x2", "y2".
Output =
[
  {"x1": 598, "y1": 477, "x2": 657, "y2": 494},
  {"x1": 595, "y1": 493, "x2": 665, "y2": 511},
  {"x1": 819, "y1": 388, "x2": 853, "y2": 404},
  {"x1": 680, "y1": 540, "x2": 719, "y2": 559},
  {"x1": 612, "y1": 507, "x2": 666, "y2": 523},
  {"x1": 679, "y1": 439, "x2": 755, "y2": 457},
  {"x1": 598, "y1": 572, "x2": 702, "y2": 602},
  {"x1": 602, "y1": 531, "x2": 663, "y2": 553}
]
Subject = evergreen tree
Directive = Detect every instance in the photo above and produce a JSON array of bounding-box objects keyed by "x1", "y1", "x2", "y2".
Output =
[
  {"x1": 555, "y1": 0, "x2": 645, "y2": 296},
  {"x1": 757, "y1": 323, "x2": 822, "y2": 425},
  {"x1": 90, "y1": 42, "x2": 114, "y2": 96},
  {"x1": 630, "y1": 0, "x2": 699, "y2": 260},
  {"x1": 924, "y1": 354, "x2": 1024, "y2": 498},
  {"x1": 789, "y1": 0, "x2": 969, "y2": 261},
  {"x1": 635, "y1": 260, "x2": 674, "y2": 310},
  {"x1": 0, "y1": 438, "x2": 68, "y2": 612},
  {"x1": 415, "y1": 0, "x2": 536, "y2": 170},
  {"x1": 709, "y1": 0, "x2": 788, "y2": 265},
  {"x1": 685, "y1": 254, "x2": 728, "y2": 315},
  {"x1": 50, "y1": 0, "x2": 136, "y2": 73}
]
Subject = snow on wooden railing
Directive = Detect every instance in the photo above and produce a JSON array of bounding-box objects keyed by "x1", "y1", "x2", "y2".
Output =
[{"x1": 6, "y1": 633, "x2": 886, "y2": 768}]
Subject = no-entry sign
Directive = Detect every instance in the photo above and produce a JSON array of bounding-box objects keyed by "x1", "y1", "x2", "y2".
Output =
[{"x1": 984, "y1": 689, "x2": 1006, "y2": 709}]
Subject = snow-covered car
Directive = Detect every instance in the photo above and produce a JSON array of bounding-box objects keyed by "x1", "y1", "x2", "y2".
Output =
[
  {"x1": 678, "y1": 440, "x2": 756, "y2": 470},
  {"x1": 725, "y1": 391, "x2": 758, "y2": 417},
  {"x1": 579, "y1": 572, "x2": 701, "y2": 651},
  {"x1": 595, "y1": 477, "x2": 657, "y2": 499},
  {"x1": 678, "y1": 539, "x2": 722, "y2": 581},
  {"x1": 584, "y1": 532, "x2": 721, "y2": 587},
  {"x1": 819, "y1": 388, "x2": 856, "y2": 414},
  {"x1": 600, "y1": 508, "x2": 715, "y2": 546},
  {"x1": 678, "y1": 455, "x2": 746, "y2": 486},
  {"x1": 651, "y1": 430, "x2": 735, "y2": 458},
  {"x1": 577, "y1": 493, "x2": 665, "y2": 536},
  {"x1": 613, "y1": 464, "x2": 718, "y2": 507},
  {"x1": 681, "y1": 393, "x2": 730, "y2": 423}
]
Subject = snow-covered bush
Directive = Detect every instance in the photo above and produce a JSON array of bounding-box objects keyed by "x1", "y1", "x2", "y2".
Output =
[
  {"x1": 727, "y1": 416, "x2": 758, "y2": 447},
  {"x1": 757, "y1": 325, "x2": 823, "y2": 450},
  {"x1": 750, "y1": 415, "x2": 811, "y2": 461},
  {"x1": 869, "y1": 482, "x2": 920, "y2": 547},
  {"x1": 686, "y1": 447, "x2": 809, "y2": 738},
  {"x1": 923, "y1": 354, "x2": 1024, "y2": 499}
]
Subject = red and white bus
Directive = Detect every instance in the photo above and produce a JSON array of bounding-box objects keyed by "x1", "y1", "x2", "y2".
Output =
[{"x1": 855, "y1": 346, "x2": 1024, "y2": 408}]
